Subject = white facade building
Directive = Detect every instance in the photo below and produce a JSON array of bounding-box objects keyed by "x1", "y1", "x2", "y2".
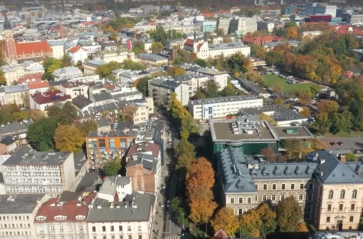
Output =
[
  {"x1": 48, "y1": 40, "x2": 66, "y2": 59},
  {"x1": 2, "y1": 145, "x2": 76, "y2": 195},
  {"x1": 68, "y1": 46, "x2": 89, "y2": 64},
  {"x1": 188, "y1": 95, "x2": 263, "y2": 120},
  {"x1": 148, "y1": 78, "x2": 190, "y2": 106}
]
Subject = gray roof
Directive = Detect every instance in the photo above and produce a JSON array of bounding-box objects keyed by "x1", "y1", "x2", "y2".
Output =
[
  {"x1": 87, "y1": 192, "x2": 154, "y2": 222},
  {"x1": 3, "y1": 145, "x2": 72, "y2": 166},
  {"x1": 0, "y1": 194, "x2": 45, "y2": 214},
  {"x1": 92, "y1": 92, "x2": 114, "y2": 102},
  {"x1": 149, "y1": 78, "x2": 182, "y2": 91},
  {"x1": 74, "y1": 152, "x2": 87, "y2": 172},
  {"x1": 0, "y1": 120, "x2": 33, "y2": 137},
  {"x1": 307, "y1": 150, "x2": 363, "y2": 184},
  {"x1": 99, "y1": 176, "x2": 131, "y2": 195},
  {"x1": 72, "y1": 95, "x2": 92, "y2": 109},
  {"x1": 234, "y1": 76, "x2": 269, "y2": 95},
  {"x1": 126, "y1": 154, "x2": 158, "y2": 173},
  {"x1": 84, "y1": 59, "x2": 107, "y2": 67},
  {"x1": 136, "y1": 53, "x2": 168, "y2": 62},
  {"x1": 240, "y1": 104, "x2": 306, "y2": 122},
  {"x1": 3, "y1": 85, "x2": 29, "y2": 93},
  {"x1": 190, "y1": 95, "x2": 262, "y2": 106},
  {"x1": 0, "y1": 135, "x2": 18, "y2": 146}
]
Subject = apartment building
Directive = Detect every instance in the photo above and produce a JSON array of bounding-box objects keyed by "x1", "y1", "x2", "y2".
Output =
[
  {"x1": 188, "y1": 95, "x2": 263, "y2": 120},
  {"x1": 2, "y1": 145, "x2": 76, "y2": 195},
  {"x1": 1, "y1": 63, "x2": 44, "y2": 85},
  {"x1": 148, "y1": 78, "x2": 190, "y2": 106},
  {"x1": 48, "y1": 40, "x2": 67, "y2": 59},
  {"x1": 185, "y1": 67, "x2": 229, "y2": 89},
  {"x1": 0, "y1": 85, "x2": 29, "y2": 107},
  {"x1": 229, "y1": 17, "x2": 258, "y2": 34},
  {"x1": 217, "y1": 143, "x2": 363, "y2": 230},
  {"x1": 0, "y1": 194, "x2": 47, "y2": 239},
  {"x1": 83, "y1": 60, "x2": 107, "y2": 75},
  {"x1": 53, "y1": 67, "x2": 83, "y2": 81},
  {"x1": 134, "y1": 53, "x2": 169, "y2": 66},
  {"x1": 30, "y1": 90, "x2": 72, "y2": 112},
  {"x1": 102, "y1": 51, "x2": 135, "y2": 64},
  {"x1": 34, "y1": 192, "x2": 97, "y2": 239},
  {"x1": 59, "y1": 81, "x2": 89, "y2": 99},
  {"x1": 125, "y1": 142, "x2": 161, "y2": 194}
]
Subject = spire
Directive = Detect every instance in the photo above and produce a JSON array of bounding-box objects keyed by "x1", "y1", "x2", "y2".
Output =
[
  {"x1": 3, "y1": 12, "x2": 11, "y2": 30},
  {"x1": 193, "y1": 31, "x2": 196, "y2": 41}
]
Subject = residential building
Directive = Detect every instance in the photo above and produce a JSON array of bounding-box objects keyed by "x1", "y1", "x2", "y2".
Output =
[
  {"x1": 17, "y1": 73, "x2": 43, "y2": 84},
  {"x1": 85, "y1": 123, "x2": 137, "y2": 170},
  {"x1": 0, "y1": 120, "x2": 33, "y2": 141},
  {"x1": 83, "y1": 59, "x2": 107, "y2": 74},
  {"x1": 202, "y1": 20, "x2": 217, "y2": 32},
  {"x1": 0, "y1": 136, "x2": 20, "y2": 154},
  {"x1": 27, "y1": 81, "x2": 50, "y2": 96},
  {"x1": 229, "y1": 17, "x2": 258, "y2": 34},
  {"x1": 74, "y1": 152, "x2": 89, "y2": 188},
  {"x1": 0, "y1": 84, "x2": 29, "y2": 107},
  {"x1": 48, "y1": 40, "x2": 67, "y2": 59},
  {"x1": 242, "y1": 35, "x2": 283, "y2": 46},
  {"x1": 188, "y1": 95, "x2": 263, "y2": 120},
  {"x1": 34, "y1": 191, "x2": 97, "y2": 239},
  {"x1": 346, "y1": 14, "x2": 363, "y2": 24},
  {"x1": 1, "y1": 63, "x2": 44, "y2": 85},
  {"x1": 112, "y1": 69, "x2": 149, "y2": 86},
  {"x1": 305, "y1": 3, "x2": 337, "y2": 18},
  {"x1": 89, "y1": 92, "x2": 115, "y2": 107},
  {"x1": 263, "y1": 40, "x2": 301, "y2": 51},
  {"x1": 30, "y1": 90, "x2": 72, "y2": 111},
  {"x1": 217, "y1": 18, "x2": 231, "y2": 35},
  {"x1": 185, "y1": 66, "x2": 229, "y2": 90},
  {"x1": 53, "y1": 67, "x2": 83, "y2": 81},
  {"x1": 0, "y1": 194, "x2": 47, "y2": 239},
  {"x1": 68, "y1": 46, "x2": 89, "y2": 64},
  {"x1": 72, "y1": 95, "x2": 93, "y2": 112},
  {"x1": 101, "y1": 50, "x2": 134, "y2": 63},
  {"x1": 125, "y1": 142, "x2": 161, "y2": 193},
  {"x1": 148, "y1": 78, "x2": 190, "y2": 107},
  {"x1": 59, "y1": 81, "x2": 89, "y2": 99},
  {"x1": 2, "y1": 145, "x2": 76, "y2": 195},
  {"x1": 257, "y1": 21, "x2": 275, "y2": 33},
  {"x1": 134, "y1": 53, "x2": 169, "y2": 66}
]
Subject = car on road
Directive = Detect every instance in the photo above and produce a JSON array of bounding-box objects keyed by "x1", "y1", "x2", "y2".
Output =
[
  {"x1": 338, "y1": 142, "x2": 343, "y2": 146},
  {"x1": 330, "y1": 142, "x2": 336, "y2": 146},
  {"x1": 166, "y1": 200, "x2": 171, "y2": 207},
  {"x1": 161, "y1": 183, "x2": 166, "y2": 189},
  {"x1": 160, "y1": 189, "x2": 165, "y2": 195},
  {"x1": 160, "y1": 202, "x2": 164, "y2": 208}
]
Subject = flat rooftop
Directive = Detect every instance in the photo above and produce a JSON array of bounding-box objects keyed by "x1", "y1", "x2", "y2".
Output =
[
  {"x1": 210, "y1": 118, "x2": 279, "y2": 143},
  {"x1": 0, "y1": 194, "x2": 44, "y2": 214},
  {"x1": 189, "y1": 95, "x2": 262, "y2": 106},
  {"x1": 273, "y1": 126, "x2": 314, "y2": 139},
  {"x1": 240, "y1": 104, "x2": 306, "y2": 122},
  {"x1": 3, "y1": 145, "x2": 72, "y2": 166}
]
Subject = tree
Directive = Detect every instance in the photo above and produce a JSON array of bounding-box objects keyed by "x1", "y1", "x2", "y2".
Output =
[
  {"x1": 216, "y1": 28, "x2": 224, "y2": 36},
  {"x1": 75, "y1": 119, "x2": 98, "y2": 137},
  {"x1": 171, "y1": 197, "x2": 187, "y2": 227},
  {"x1": 96, "y1": 61, "x2": 122, "y2": 80},
  {"x1": 62, "y1": 54, "x2": 72, "y2": 67},
  {"x1": 286, "y1": 27, "x2": 298, "y2": 39},
  {"x1": 132, "y1": 41, "x2": 145, "y2": 54},
  {"x1": 0, "y1": 69, "x2": 6, "y2": 85},
  {"x1": 46, "y1": 105, "x2": 62, "y2": 119},
  {"x1": 42, "y1": 72, "x2": 54, "y2": 81},
  {"x1": 134, "y1": 76, "x2": 151, "y2": 96},
  {"x1": 256, "y1": 204, "x2": 277, "y2": 237},
  {"x1": 119, "y1": 104, "x2": 138, "y2": 122},
  {"x1": 43, "y1": 58, "x2": 63, "y2": 74},
  {"x1": 168, "y1": 66, "x2": 186, "y2": 76},
  {"x1": 297, "y1": 222, "x2": 309, "y2": 232},
  {"x1": 27, "y1": 118, "x2": 57, "y2": 151},
  {"x1": 258, "y1": 113, "x2": 277, "y2": 126},
  {"x1": 273, "y1": 83, "x2": 282, "y2": 93},
  {"x1": 346, "y1": 153, "x2": 358, "y2": 162},
  {"x1": 260, "y1": 147, "x2": 275, "y2": 161},
  {"x1": 274, "y1": 97, "x2": 283, "y2": 105},
  {"x1": 54, "y1": 125, "x2": 85, "y2": 155},
  {"x1": 239, "y1": 210, "x2": 262, "y2": 238},
  {"x1": 277, "y1": 195, "x2": 302, "y2": 232},
  {"x1": 300, "y1": 107, "x2": 311, "y2": 118},
  {"x1": 123, "y1": 60, "x2": 145, "y2": 71},
  {"x1": 201, "y1": 80, "x2": 220, "y2": 98},
  {"x1": 211, "y1": 207, "x2": 239, "y2": 236},
  {"x1": 58, "y1": 102, "x2": 78, "y2": 125},
  {"x1": 11, "y1": 111, "x2": 29, "y2": 122},
  {"x1": 298, "y1": 90, "x2": 312, "y2": 106},
  {"x1": 316, "y1": 100, "x2": 339, "y2": 114},
  {"x1": 29, "y1": 109, "x2": 46, "y2": 121},
  {"x1": 103, "y1": 161, "x2": 121, "y2": 176},
  {"x1": 194, "y1": 59, "x2": 208, "y2": 68},
  {"x1": 186, "y1": 157, "x2": 215, "y2": 190},
  {"x1": 151, "y1": 42, "x2": 164, "y2": 53}
]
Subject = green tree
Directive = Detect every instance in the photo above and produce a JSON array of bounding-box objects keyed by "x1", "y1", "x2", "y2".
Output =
[
  {"x1": 58, "y1": 102, "x2": 78, "y2": 125},
  {"x1": 123, "y1": 60, "x2": 145, "y2": 71},
  {"x1": 75, "y1": 119, "x2": 98, "y2": 137},
  {"x1": 103, "y1": 161, "x2": 121, "y2": 176},
  {"x1": 132, "y1": 41, "x2": 145, "y2": 54},
  {"x1": 134, "y1": 76, "x2": 151, "y2": 96},
  {"x1": 219, "y1": 80, "x2": 237, "y2": 96},
  {"x1": 346, "y1": 153, "x2": 358, "y2": 162},
  {"x1": 238, "y1": 210, "x2": 262, "y2": 238},
  {"x1": 194, "y1": 59, "x2": 208, "y2": 68},
  {"x1": 171, "y1": 197, "x2": 187, "y2": 227},
  {"x1": 201, "y1": 80, "x2": 220, "y2": 98},
  {"x1": 62, "y1": 54, "x2": 72, "y2": 67},
  {"x1": 151, "y1": 42, "x2": 164, "y2": 53},
  {"x1": 256, "y1": 204, "x2": 277, "y2": 237},
  {"x1": 277, "y1": 195, "x2": 302, "y2": 232},
  {"x1": 27, "y1": 118, "x2": 57, "y2": 151},
  {"x1": 96, "y1": 61, "x2": 122, "y2": 80},
  {"x1": 43, "y1": 58, "x2": 63, "y2": 74},
  {"x1": 41, "y1": 72, "x2": 54, "y2": 81},
  {"x1": 149, "y1": 26, "x2": 168, "y2": 44}
]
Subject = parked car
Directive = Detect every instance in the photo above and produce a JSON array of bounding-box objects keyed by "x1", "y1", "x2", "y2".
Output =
[{"x1": 167, "y1": 200, "x2": 171, "y2": 207}]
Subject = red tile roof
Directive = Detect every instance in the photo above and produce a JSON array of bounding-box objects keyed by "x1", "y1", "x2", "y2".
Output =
[
  {"x1": 126, "y1": 142, "x2": 159, "y2": 158},
  {"x1": 330, "y1": 25, "x2": 363, "y2": 36},
  {"x1": 28, "y1": 81, "x2": 49, "y2": 89},
  {"x1": 211, "y1": 229, "x2": 228, "y2": 239},
  {"x1": 32, "y1": 90, "x2": 71, "y2": 105},
  {"x1": 242, "y1": 35, "x2": 283, "y2": 45},
  {"x1": 17, "y1": 73, "x2": 43, "y2": 84},
  {"x1": 15, "y1": 41, "x2": 52, "y2": 55},
  {"x1": 68, "y1": 46, "x2": 87, "y2": 53},
  {"x1": 184, "y1": 39, "x2": 194, "y2": 46},
  {"x1": 197, "y1": 43, "x2": 203, "y2": 49},
  {"x1": 35, "y1": 192, "x2": 96, "y2": 223}
]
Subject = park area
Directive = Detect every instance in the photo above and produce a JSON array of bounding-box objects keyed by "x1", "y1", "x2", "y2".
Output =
[{"x1": 262, "y1": 74, "x2": 316, "y2": 92}]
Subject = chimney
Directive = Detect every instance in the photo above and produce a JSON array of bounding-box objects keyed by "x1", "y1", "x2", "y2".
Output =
[{"x1": 340, "y1": 155, "x2": 346, "y2": 163}]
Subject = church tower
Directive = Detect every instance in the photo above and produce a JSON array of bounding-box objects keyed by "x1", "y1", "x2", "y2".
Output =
[{"x1": 3, "y1": 13, "x2": 18, "y2": 65}]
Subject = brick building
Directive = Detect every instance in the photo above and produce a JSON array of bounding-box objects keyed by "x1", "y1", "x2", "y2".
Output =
[{"x1": 242, "y1": 35, "x2": 283, "y2": 46}]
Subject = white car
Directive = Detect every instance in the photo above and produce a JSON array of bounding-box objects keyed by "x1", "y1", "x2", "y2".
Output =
[{"x1": 166, "y1": 200, "x2": 171, "y2": 207}]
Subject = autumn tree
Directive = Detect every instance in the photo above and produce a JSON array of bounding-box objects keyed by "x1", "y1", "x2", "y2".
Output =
[
  {"x1": 297, "y1": 222, "x2": 309, "y2": 232},
  {"x1": 300, "y1": 107, "x2": 311, "y2": 118},
  {"x1": 27, "y1": 118, "x2": 57, "y2": 151},
  {"x1": 75, "y1": 119, "x2": 98, "y2": 137},
  {"x1": 103, "y1": 161, "x2": 121, "y2": 176},
  {"x1": 260, "y1": 147, "x2": 275, "y2": 161},
  {"x1": 286, "y1": 27, "x2": 298, "y2": 39},
  {"x1": 118, "y1": 104, "x2": 138, "y2": 122},
  {"x1": 29, "y1": 109, "x2": 46, "y2": 121},
  {"x1": 175, "y1": 139, "x2": 195, "y2": 174},
  {"x1": 211, "y1": 207, "x2": 239, "y2": 236},
  {"x1": 258, "y1": 113, "x2": 277, "y2": 126},
  {"x1": 238, "y1": 209, "x2": 262, "y2": 238},
  {"x1": 274, "y1": 97, "x2": 283, "y2": 105},
  {"x1": 0, "y1": 69, "x2": 6, "y2": 85},
  {"x1": 277, "y1": 195, "x2": 302, "y2": 232},
  {"x1": 256, "y1": 204, "x2": 277, "y2": 237},
  {"x1": 151, "y1": 42, "x2": 164, "y2": 53},
  {"x1": 186, "y1": 157, "x2": 217, "y2": 225},
  {"x1": 168, "y1": 66, "x2": 186, "y2": 76},
  {"x1": 298, "y1": 90, "x2": 312, "y2": 106},
  {"x1": 273, "y1": 83, "x2": 282, "y2": 93},
  {"x1": 11, "y1": 111, "x2": 29, "y2": 121},
  {"x1": 54, "y1": 125, "x2": 85, "y2": 155},
  {"x1": 96, "y1": 61, "x2": 122, "y2": 80}
]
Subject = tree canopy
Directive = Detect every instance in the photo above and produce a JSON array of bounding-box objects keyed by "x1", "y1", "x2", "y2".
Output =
[
  {"x1": 211, "y1": 207, "x2": 240, "y2": 236},
  {"x1": 54, "y1": 125, "x2": 85, "y2": 155},
  {"x1": 103, "y1": 161, "x2": 121, "y2": 176},
  {"x1": 276, "y1": 195, "x2": 303, "y2": 232},
  {"x1": 27, "y1": 118, "x2": 57, "y2": 151}
]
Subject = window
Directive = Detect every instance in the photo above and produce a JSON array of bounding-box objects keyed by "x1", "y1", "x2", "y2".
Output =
[
  {"x1": 340, "y1": 190, "x2": 345, "y2": 199},
  {"x1": 111, "y1": 237, "x2": 115, "y2": 239},
  {"x1": 111, "y1": 226, "x2": 114, "y2": 231},
  {"x1": 120, "y1": 236, "x2": 123, "y2": 239},
  {"x1": 281, "y1": 195, "x2": 285, "y2": 200},
  {"x1": 92, "y1": 226, "x2": 96, "y2": 232},
  {"x1": 239, "y1": 198, "x2": 243, "y2": 204},
  {"x1": 272, "y1": 184, "x2": 276, "y2": 190},
  {"x1": 59, "y1": 226, "x2": 63, "y2": 232},
  {"x1": 255, "y1": 184, "x2": 258, "y2": 190},
  {"x1": 326, "y1": 217, "x2": 330, "y2": 223},
  {"x1": 138, "y1": 236, "x2": 142, "y2": 239},
  {"x1": 350, "y1": 216, "x2": 354, "y2": 222},
  {"x1": 327, "y1": 204, "x2": 332, "y2": 211},
  {"x1": 102, "y1": 226, "x2": 106, "y2": 232},
  {"x1": 262, "y1": 195, "x2": 267, "y2": 201},
  {"x1": 300, "y1": 183, "x2": 304, "y2": 189},
  {"x1": 230, "y1": 198, "x2": 235, "y2": 204},
  {"x1": 50, "y1": 226, "x2": 55, "y2": 232},
  {"x1": 328, "y1": 190, "x2": 333, "y2": 199},
  {"x1": 79, "y1": 226, "x2": 83, "y2": 232},
  {"x1": 271, "y1": 195, "x2": 276, "y2": 201},
  {"x1": 290, "y1": 184, "x2": 295, "y2": 190},
  {"x1": 247, "y1": 198, "x2": 251, "y2": 204},
  {"x1": 339, "y1": 204, "x2": 343, "y2": 211},
  {"x1": 281, "y1": 184, "x2": 285, "y2": 190},
  {"x1": 119, "y1": 226, "x2": 123, "y2": 231},
  {"x1": 298, "y1": 194, "x2": 303, "y2": 200},
  {"x1": 263, "y1": 184, "x2": 267, "y2": 190},
  {"x1": 137, "y1": 225, "x2": 142, "y2": 231},
  {"x1": 238, "y1": 209, "x2": 243, "y2": 215},
  {"x1": 351, "y1": 204, "x2": 355, "y2": 211},
  {"x1": 127, "y1": 226, "x2": 131, "y2": 231},
  {"x1": 352, "y1": 189, "x2": 357, "y2": 199},
  {"x1": 128, "y1": 236, "x2": 132, "y2": 239}
]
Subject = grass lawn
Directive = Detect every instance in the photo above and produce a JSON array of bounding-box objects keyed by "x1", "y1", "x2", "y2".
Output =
[{"x1": 262, "y1": 74, "x2": 316, "y2": 92}]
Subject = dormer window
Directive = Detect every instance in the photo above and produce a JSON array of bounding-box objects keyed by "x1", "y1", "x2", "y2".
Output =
[
  {"x1": 75, "y1": 215, "x2": 85, "y2": 220},
  {"x1": 54, "y1": 216, "x2": 67, "y2": 220},
  {"x1": 36, "y1": 216, "x2": 46, "y2": 220}
]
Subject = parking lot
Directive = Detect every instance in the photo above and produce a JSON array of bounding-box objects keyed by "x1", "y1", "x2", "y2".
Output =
[{"x1": 320, "y1": 137, "x2": 363, "y2": 154}]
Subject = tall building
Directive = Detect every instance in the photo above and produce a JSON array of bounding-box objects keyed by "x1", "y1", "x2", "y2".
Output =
[
  {"x1": 2, "y1": 145, "x2": 76, "y2": 195},
  {"x1": 3, "y1": 14, "x2": 17, "y2": 65}
]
